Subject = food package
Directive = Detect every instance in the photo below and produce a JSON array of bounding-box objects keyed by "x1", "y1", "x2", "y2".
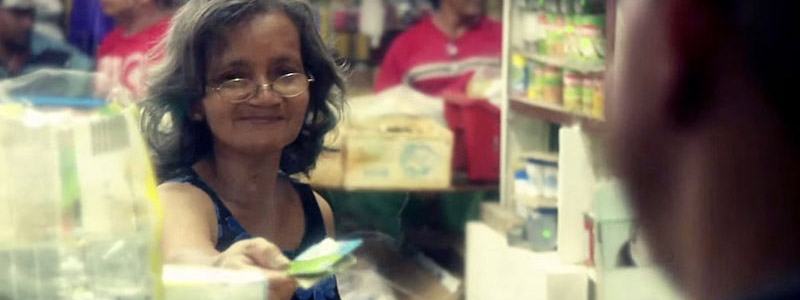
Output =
[
  {"x1": 0, "y1": 99, "x2": 163, "y2": 299},
  {"x1": 343, "y1": 116, "x2": 453, "y2": 190}
]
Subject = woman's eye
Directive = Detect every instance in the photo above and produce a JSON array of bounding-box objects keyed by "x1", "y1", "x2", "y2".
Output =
[
  {"x1": 221, "y1": 74, "x2": 244, "y2": 81},
  {"x1": 273, "y1": 66, "x2": 302, "y2": 77}
]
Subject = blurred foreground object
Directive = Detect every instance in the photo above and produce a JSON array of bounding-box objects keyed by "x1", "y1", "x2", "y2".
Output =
[
  {"x1": 0, "y1": 75, "x2": 162, "y2": 299},
  {"x1": 162, "y1": 265, "x2": 266, "y2": 300},
  {"x1": 0, "y1": 1, "x2": 92, "y2": 78},
  {"x1": 0, "y1": 69, "x2": 98, "y2": 105}
]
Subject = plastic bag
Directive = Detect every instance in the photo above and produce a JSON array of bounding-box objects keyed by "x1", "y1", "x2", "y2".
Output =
[{"x1": 0, "y1": 72, "x2": 163, "y2": 300}]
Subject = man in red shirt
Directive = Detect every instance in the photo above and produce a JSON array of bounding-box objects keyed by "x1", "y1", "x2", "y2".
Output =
[
  {"x1": 375, "y1": 0, "x2": 501, "y2": 96},
  {"x1": 96, "y1": 0, "x2": 183, "y2": 101}
]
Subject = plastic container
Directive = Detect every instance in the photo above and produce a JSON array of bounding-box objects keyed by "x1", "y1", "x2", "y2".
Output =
[
  {"x1": 511, "y1": 54, "x2": 529, "y2": 97},
  {"x1": 444, "y1": 97, "x2": 501, "y2": 182},
  {"x1": 1, "y1": 72, "x2": 163, "y2": 300},
  {"x1": 0, "y1": 107, "x2": 163, "y2": 300}
]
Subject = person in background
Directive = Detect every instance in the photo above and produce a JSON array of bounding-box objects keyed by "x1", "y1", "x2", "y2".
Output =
[
  {"x1": 609, "y1": 0, "x2": 800, "y2": 299},
  {"x1": 0, "y1": 0, "x2": 92, "y2": 78},
  {"x1": 141, "y1": 0, "x2": 345, "y2": 299},
  {"x1": 374, "y1": 0, "x2": 501, "y2": 96},
  {"x1": 95, "y1": 0, "x2": 184, "y2": 100}
]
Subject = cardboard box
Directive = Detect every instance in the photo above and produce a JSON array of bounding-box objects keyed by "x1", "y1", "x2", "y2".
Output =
[
  {"x1": 310, "y1": 150, "x2": 344, "y2": 188},
  {"x1": 343, "y1": 116, "x2": 453, "y2": 190}
]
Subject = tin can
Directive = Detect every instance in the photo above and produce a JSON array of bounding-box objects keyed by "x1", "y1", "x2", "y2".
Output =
[
  {"x1": 542, "y1": 66, "x2": 563, "y2": 104},
  {"x1": 582, "y1": 74, "x2": 594, "y2": 115},
  {"x1": 563, "y1": 70, "x2": 583, "y2": 112},
  {"x1": 592, "y1": 74, "x2": 606, "y2": 119}
]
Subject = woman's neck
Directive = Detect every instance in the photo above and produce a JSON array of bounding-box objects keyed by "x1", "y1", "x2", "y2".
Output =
[
  {"x1": 197, "y1": 145, "x2": 283, "y2": 208},
  {"x1": 115, "y1": 5, "x2": 172, "y2": 36}
]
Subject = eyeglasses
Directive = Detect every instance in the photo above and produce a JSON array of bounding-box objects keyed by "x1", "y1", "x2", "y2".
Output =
[{"x1": 208, "y1": 73, "x2": 314, "y2": 103}]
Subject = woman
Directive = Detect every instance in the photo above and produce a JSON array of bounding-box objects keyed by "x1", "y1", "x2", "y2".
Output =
[{"x1": 141, "y1": 0, "x2": 345, "y2": 299}]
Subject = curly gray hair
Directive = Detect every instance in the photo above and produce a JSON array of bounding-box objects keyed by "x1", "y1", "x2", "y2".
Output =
[{"x1": 141, "y1": 0, "x2": 345, "y2": 181}]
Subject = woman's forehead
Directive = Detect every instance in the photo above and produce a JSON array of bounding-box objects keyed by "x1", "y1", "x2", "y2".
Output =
[{"x1": 206, "y1": 12, "x2": 302, "y2": 66}]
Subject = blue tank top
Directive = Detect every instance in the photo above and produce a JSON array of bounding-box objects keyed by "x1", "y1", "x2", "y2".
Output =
[{"x1": 169, "y1": 168, "x2": 340, "y2": 300}]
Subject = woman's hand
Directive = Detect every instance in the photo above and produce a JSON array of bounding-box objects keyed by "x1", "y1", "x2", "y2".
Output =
[{"x1": 214, "y1": 238, "x2": 298, "y2": 300}]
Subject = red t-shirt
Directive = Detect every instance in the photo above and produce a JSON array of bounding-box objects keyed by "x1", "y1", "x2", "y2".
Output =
[
  {"x1": 375, "y1": 16, "x2": 502, "y2": 96},
  {"x1": 96, "y1": 17, "x2": 170, "y2": 100}
]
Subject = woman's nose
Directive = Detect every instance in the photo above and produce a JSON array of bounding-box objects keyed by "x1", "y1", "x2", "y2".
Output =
[{"x1": 248, "y1": 83, "x2": 282, "y2": 106}]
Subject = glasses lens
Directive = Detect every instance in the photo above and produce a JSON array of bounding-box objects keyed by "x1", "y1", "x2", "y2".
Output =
[
  {"x1": 273, "y1": 73, "x2": 309, "y2": 97},
  {"x1": 219, "y1": 79, "x2": 254, "y2": 102}
]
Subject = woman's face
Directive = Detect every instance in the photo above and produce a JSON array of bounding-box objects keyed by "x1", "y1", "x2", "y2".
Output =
[{"x1": 201, "y1": 12, "x2": 310, "y2": 155}]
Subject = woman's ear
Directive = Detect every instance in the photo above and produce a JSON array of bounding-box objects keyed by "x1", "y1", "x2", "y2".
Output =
[{"x1": 191, "y1": 103, "x2": 205, "y2": 121}]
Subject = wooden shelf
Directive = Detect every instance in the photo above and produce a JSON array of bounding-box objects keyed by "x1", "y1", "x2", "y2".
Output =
[
  {"x1": 509, "y1": 97, "x2": 604, "y2": 131},
  {"x1": 514, "y1": 48, "x2": 606, "y2": 73}
]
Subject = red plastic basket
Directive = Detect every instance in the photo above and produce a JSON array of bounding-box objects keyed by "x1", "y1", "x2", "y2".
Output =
[{"x1": 443, "y1": 93, "x2": 501, "y2": 182}]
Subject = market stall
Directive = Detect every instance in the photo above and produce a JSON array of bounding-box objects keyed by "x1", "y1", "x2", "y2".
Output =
[{"x1": 0, "y1": 0, "x2": 690, "y2": 299}]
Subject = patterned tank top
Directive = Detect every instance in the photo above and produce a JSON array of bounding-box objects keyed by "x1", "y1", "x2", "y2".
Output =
[{"x1": 168, "y1": 168, "x2": 340, "y2": 300}]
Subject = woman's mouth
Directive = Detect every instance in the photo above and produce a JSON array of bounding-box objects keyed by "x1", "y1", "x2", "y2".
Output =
[{"x1": 237, "y1": 116, "x2": 285, "y2": 125}]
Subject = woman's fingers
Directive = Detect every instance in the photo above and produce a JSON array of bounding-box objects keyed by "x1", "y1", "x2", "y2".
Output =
[
  {"x1": 223, "y1": 238, "x2": 291, "y2": 270},
  {"x1": 213, "y1": 238, "x2": 298, "y2": 299},
  {"x1": 214, "y1": 250, "x2": 256, "y2": 269},
  {"x1": 264, "y1": 269, "x2": 298, "y2": 300},
  {"x1": 241, "y1": 238, "x2": 291, "y2": 270}
]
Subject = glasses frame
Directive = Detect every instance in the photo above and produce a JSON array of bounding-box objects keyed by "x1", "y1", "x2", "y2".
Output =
[{"x1": 208, "y1": 72, "x2": 315, "y2": 103}]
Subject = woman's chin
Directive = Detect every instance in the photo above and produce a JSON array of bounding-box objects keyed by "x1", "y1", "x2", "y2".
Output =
[{"x1": 228, "y1": 140, "x2": 292, "y2": 155}]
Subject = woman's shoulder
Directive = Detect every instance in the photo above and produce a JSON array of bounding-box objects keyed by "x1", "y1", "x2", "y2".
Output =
[
  {"x1": 158, "y1": 168, "x2": 217, "y2": 212},
  {"x1": 158, "y1": 181, "x2": 215, "y2": 209}
]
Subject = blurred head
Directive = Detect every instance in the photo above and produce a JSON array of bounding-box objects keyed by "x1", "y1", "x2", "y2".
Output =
[
  {"x1": 440, "y1": 0, "x2": 484, "y2": 22},
  {"x1": 0, "y1": 0, "x2": 35, "y2": 52},
  {"x1": 609, "y1": 0, "x2": 800, "y2": 298},
  {"x1": 99, "y1": 0, "x2": 183, "y2": 17},
  {"x1": 142, "y1": 0, "x2": 345, "y2": 181}
]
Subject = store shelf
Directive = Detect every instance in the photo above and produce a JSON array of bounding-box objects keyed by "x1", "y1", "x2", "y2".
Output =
[
  {"x1": 515, "y1": 195, "x2": 558, "y2": 209},
  {"x1": 313, "y1": 183, "x2": 499, "y2": 194},
  {"x1": 514, "y1": 48, "x2": 606, "y2": 73},
  {"x1": 509, "y1": 97, "x2": 604, "y2": 130}
]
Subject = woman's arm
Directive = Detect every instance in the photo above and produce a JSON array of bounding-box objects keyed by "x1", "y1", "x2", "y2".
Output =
[
  {"x1": 159, "y1": 182, "x2": 298, "y2": 300},
  {"x1": 159, "y1": 182, "x2": 221, "y2": 264}
]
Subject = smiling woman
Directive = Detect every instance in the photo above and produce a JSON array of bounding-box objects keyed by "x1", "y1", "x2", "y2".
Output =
[{"x1": 139, "y1": 1, "x2": 345, "y2": 299}]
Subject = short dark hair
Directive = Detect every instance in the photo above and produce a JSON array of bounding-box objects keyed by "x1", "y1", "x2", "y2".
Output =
[{"x1": 141, "y1": 0, "x2": 346, "y2": 181}]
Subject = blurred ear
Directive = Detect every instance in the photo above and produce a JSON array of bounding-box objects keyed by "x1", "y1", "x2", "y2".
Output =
[
  {"x1": 666, "y1": 0, "x2": 726, "y2": 129},
  {"x1": 191, "y1": 101, "x2": 205, "y2": 121}
]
